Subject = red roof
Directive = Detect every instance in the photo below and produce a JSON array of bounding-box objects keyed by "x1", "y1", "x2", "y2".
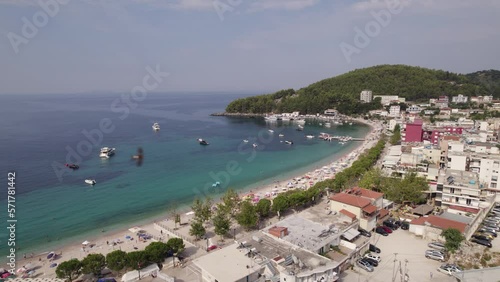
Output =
[
  {"x1": 356, "y1": 187, "x2": 383, "y2": 200},
  {"x1": 362, "y1": 204, "x2": 377, "y2": 214},
  {"x1": 339, "y1": 209, "x2": 357, "y2": 219},
  {"x1": 330, "y1": 193, "x2": 371, "y2": 208},
  {"x1": 448, "y1": 205, "x2": 480, "y2": 214},
  {"x1": 379, "y1": 208, "x2": 389, "y2": 218},
  {"x1": 410, "y1": 215, "x2": 467, "y2": 233}
]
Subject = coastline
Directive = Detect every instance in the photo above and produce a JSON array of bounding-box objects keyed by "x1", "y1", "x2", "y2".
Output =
[{"x1": 8, "y1": 119, "x2": 383, "y2": 279}]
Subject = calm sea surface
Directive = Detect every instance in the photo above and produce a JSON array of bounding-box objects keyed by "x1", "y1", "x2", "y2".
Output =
[{"x1": 0, "y1": 92, "x2": 369, "y2": 258}]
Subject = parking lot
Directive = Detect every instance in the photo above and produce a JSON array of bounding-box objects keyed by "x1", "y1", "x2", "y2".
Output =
[{"x1": 340, "y1": 229, "x2": 456, "y2": 282}]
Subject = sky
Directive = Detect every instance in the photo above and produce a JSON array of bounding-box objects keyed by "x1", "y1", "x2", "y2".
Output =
[{"x1": 0, "y1": 0, "x2": 499, "y2": 94}]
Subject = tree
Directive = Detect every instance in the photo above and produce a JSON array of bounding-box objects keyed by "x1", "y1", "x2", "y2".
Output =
[
  {"x1": 166, "y1": 237, "x2": 185, "y2": 255},
  {"x1": 358, "y1": 168, "x2": 384, "y2": 192},
  {"x1": 192, "y1": 197, "x2": 213, "y2": 224},
  {"x1": 271, "y1": 194, "x2": 289, "y2": 218},
  {"x1": 390, "y1": 124, "x2": 401, "y2": 145},
  {"x1": 55, "y1": 259, "x2": 82, "y2": 282},
  {"x1": 169, "y1": 203, "x2": 181, "y2": 229},
  {"x1": 441, "y1": 228, "x2": 465, "y2": 253},
  {"x1": 236, "y1": 201, "x2": 259, "y2": 231},
  {"x1": 127, "y1": 251, "x2": 149, "y2": 271},
  {"x1": 189, "y1": 219, "x2": 206, "y2": 240},
  {"x1": 145, "y1": 242, "x2": 170, "y2": 263},
  {"x1": 212, "y1": 208, "x2": 231, "y2": 241},
  {"x1": 255, "y1": 199, "x2": 272, "y2": 218},
  {"x1": 81, "y1": 253, "x2": 106, "y2": 277},
  {"x1": 106, "y1": 250, "x2": 128, "y2": 272},
  {"x1": 220, "y1": 188, "x2": 241, "y2": 217}
]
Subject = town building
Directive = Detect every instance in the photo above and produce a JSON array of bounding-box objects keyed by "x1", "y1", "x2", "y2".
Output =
[
  {"x1": 435, "y1": 169, "x2": 487, "y2": 213},
  {"x1": 452, "y1": 94, "x2": 468, "y2": 104},
  {"x1": 330, "y1": 188, "x2": 382, "y2": 231},
  {"x1": 406, "y1": 105, "x2": 422, "y2": 114},
  {"x1": 359, "y1": 90, "x2": 372, "y2": 103},
  {"x1": 374, "y1": 95, "x2": 404, "y2": 106},
  {"x1": 404, "y1": 119, "x2": 423, "y2": 142},
  {"x1": 389, "y1": 105, "x2": 400, "y2": 117}
]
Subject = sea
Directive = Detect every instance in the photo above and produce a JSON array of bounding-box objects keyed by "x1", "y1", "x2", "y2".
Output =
[{"x1": 0, "y1": 92, "x2": 370, "y2": 260}]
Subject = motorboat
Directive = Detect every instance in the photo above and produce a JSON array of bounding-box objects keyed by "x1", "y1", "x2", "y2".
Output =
[
  {"x1": 285, "y1": 140, "x2": 293, "y2": 145},
  {"x1": 65, "y1": 163, "x2": 79, "y2": 170},
  {"x1": 349, "y1": 122, "x2": 353, "y2": 125},
  {"x1": 198, "y1": 138, "x2": 209, "y2": 145},
  {"x1": 264, "y1": 115, "x2": 278, "y2": 122},
  {"x1": 243, "y1": 139, "x2": 249, "y2": 143},
  {"x1": 295, "y1": 119, "x2": 306, "y2": 125},
  {"x1": 279, "y1": 134, "x2": 284, "y2": 137},
  {"x1": 85, "y1": 179, "x2": 96, "y2": 185},
  {"x1": 325, "y1": 122, "x2": 331, "y2": 127},
  {"x1": 152, "y1": 122, "x2": 160, "y2": 131},
  {"x1": 212, "y1": 181, "x2": 221, "y2": 188},
  {"x1": 296, "y1": 125, "x2": 304, "y2": 131},
  {"x1": 47, "y1": 252, "x2": 55, "y2": 259},
  {"x1": 268, "y1": 129, "x2": 274, "y2": 133},
  {"x1": 306, "y1": 135, "x2": 315, "y2": 139},
  {"x1": 253, "y1": 143, "x2": 258, "y2": 148},
  {"x1": 99, "y1": 147, "x2": 115, "y2": 158}
]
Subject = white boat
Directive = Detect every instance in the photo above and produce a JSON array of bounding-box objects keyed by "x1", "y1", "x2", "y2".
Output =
[
  {"x1": 279, "y1": 134, "x2": 284, "y2": 137},
  {"x1": 295, "y1": 119, "x2": 306, "y2": 125},
  {"x1": 243, "y1": 139, "x2": 249, "y2": 143},
  {"x1": 268, "y1": 129, "x2": 274, "y2": 133},
  {"x1": 349, "y1": 122, "x2": 353, "y2": 125},
  {"x1": 325, "y1": 122, "x2": 331, "y2": 127},
  {"x1": 152, "y1": 122, "x2": 160, "y2": 131},
  {"x1": 306, "y1": 135, "x2": 315, "y2": 139},
  {"x1": 85, "y1": 179, "x2": 96, "y2": 185},
  {"x1": 264, "y1": 115, "x2": 278, "y2": 121},
  {"x1": 99, "y1": 147, "x2": 116, "y2": 158},
  {"x1": 253, "y1": 143, "x2": 258, "y2": 148},
  {"x1": 281, "y1": 117, "x2": 290, "y2": 121},
  {"x1": 285, "y1": 140, "x2": 293, "y2": 145}
]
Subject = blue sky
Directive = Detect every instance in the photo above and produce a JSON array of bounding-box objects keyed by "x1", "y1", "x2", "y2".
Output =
[{"x1": 0, "y1": 0, "x2": 499, "y2": 94}]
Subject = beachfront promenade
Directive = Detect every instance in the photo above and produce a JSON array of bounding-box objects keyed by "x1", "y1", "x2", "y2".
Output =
[{"x1": 15, "y1": 119, "x2": 384, "y2": 280}]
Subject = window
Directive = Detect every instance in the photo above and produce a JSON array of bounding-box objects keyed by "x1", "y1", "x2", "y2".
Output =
[
  {"x1": 466, "y1": 199, "x2": 472, "y2": 205},
  {"x1": 450, "y1": 188, "x2": 455, "y2": 194}
]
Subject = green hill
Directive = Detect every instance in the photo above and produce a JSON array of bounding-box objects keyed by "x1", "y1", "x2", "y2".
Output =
[{"x1": 225, "y1": 65, "x2": 500, "y2": 115}]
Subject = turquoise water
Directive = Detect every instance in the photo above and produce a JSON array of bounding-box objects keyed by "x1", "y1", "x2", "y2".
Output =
[{"x1": 0, "y1": 93, "x2": 369, "y2": 259}]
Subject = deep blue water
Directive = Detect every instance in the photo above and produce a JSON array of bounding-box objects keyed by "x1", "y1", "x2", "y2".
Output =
[{"x1": 0, "y1": 92, "x2": 369, "y2": 258}]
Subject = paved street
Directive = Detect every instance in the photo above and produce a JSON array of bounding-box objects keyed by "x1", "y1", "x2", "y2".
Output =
[{"x1": 340, "y1": 229, "x2": 456, "y2": 282}]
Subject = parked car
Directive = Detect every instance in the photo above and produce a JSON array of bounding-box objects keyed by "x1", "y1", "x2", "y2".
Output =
[
  {"x1": 483, "y1": 224, "x2": 500, "y2": 231},
  {"x1": 437, "y1": 264, "x2": 462, "y2": 276},
  {"x1": 357, "y1": 259, "x2": 374, "y2": 272},
  {"x1": 428, "y1": 241, "x2": 446, "y2": 251},
  {"x1": 361, "y1": 257, "x2": 378, "y2": 267},
  {"x1": 478, "y1": 229, "x2": 497, "y2": 237},
  {"x1": 425, "y1": 250, "x2": 445, "y2": 262},
  {"x1": 369, "y1": 244, "x2": 381, "y2": 253},
  {"x1": 376, "y1": 226, "x2": 388, "y2": 236},
  {"x1": 401, "y1": 222, "x2": 410, "y2": 230},
  {"x1": 207, "y1": 245, "x2": 218, "y2": 251},
  {"x1": 383, "y1": 220, "x2": 399, "y2": 230},
  {"x1": 380, "y1": 225, "x2": 393, "y2": 233},
  {"x1": 358, "y1": 228, "x2": 372, "y2": 237},
  {"x1": 471, "y1": 238, "x2": 492, "y2": 248},
  {"x1": 472, "y1": 234, "x2": 492, "y2": 241},
  {"x1": 364, "y1": 253, "x2": 381, "y2": 262}
]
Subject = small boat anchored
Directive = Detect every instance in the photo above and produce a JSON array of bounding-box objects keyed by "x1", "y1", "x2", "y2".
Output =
[
  {"x1": 243, "y1": 139, "x2": 249, "y2": 143},
  {"x1": 279, "y1": 134, "x2": 284, "y2": 137},
  {"x1": 65, "y1": 163, "x2": 79, "y2": 170},
  {"x1": 253, "y1": 143, "x2": 258, "y2": 148},
  {"x1": 85, "y1": 179, "x2": 96, "y2": 185},
  {"x1": 212, "y1": 181, "x2": 221, "y2": 188},
  {"x1": 306, "y1": 135, "x2": 315, "y2": 139},
  {"x1": 285, "y1": 140, "x2": 293, "y2": 145},
  {"x1": 99, "y1": 147, "x2": 115, "y2": 158},
  {"x1": 268, "y1": 129, "x2": 274, "y2": 133},
  {"x1": 198, "y1": 138, "x2": 209, "y2": 145},
  {"x1": 152, "y1": 122, "x2": 160, "y2": 131}
]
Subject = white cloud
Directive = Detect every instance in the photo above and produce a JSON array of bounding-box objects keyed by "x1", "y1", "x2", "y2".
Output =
[{"x1": 249, "y1": 0, "x2": 321, "y2": 11}]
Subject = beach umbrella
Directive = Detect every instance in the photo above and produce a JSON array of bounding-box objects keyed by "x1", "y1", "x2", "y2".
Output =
[{"x1": 50, "y1": 263, "x2": 57, "y2": 268}]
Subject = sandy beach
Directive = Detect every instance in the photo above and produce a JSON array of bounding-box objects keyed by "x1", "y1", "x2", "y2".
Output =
[{"x1": 12, "y1": 119, "x2": 384, "y2": 280}]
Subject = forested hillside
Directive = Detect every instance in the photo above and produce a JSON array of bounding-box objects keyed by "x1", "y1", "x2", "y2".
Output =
[{"x1": 226, "y1": 65, "x2": 500, "y2": 115}]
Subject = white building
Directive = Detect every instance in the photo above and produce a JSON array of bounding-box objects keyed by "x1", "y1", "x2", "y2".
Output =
[
  {"x1": 452, "y1": 94, "x2": 468, "y2": 104},
  {"x1": 406, "y1": 105, "x2": 422, "y2": 114},
  {"x1": 374, "y1": 95, "x2": 401, "y2": 106},
  {"x1": 436, "y1": 170, "x2": 485, "y2": 212},
  {"x1": 360, "y1": 90, "x2": 373, "y2": 103},
  {"x1": 389, "y1": 105, "x2": 401, "y2": 117},
  {"x1": 193, "y1": 244, "x2": 264, "y2": 282}
]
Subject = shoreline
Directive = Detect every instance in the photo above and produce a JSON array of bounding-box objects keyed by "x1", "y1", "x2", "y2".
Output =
[{"x1": 6, "y1": 119, "x2": 383, "y2": 278}]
